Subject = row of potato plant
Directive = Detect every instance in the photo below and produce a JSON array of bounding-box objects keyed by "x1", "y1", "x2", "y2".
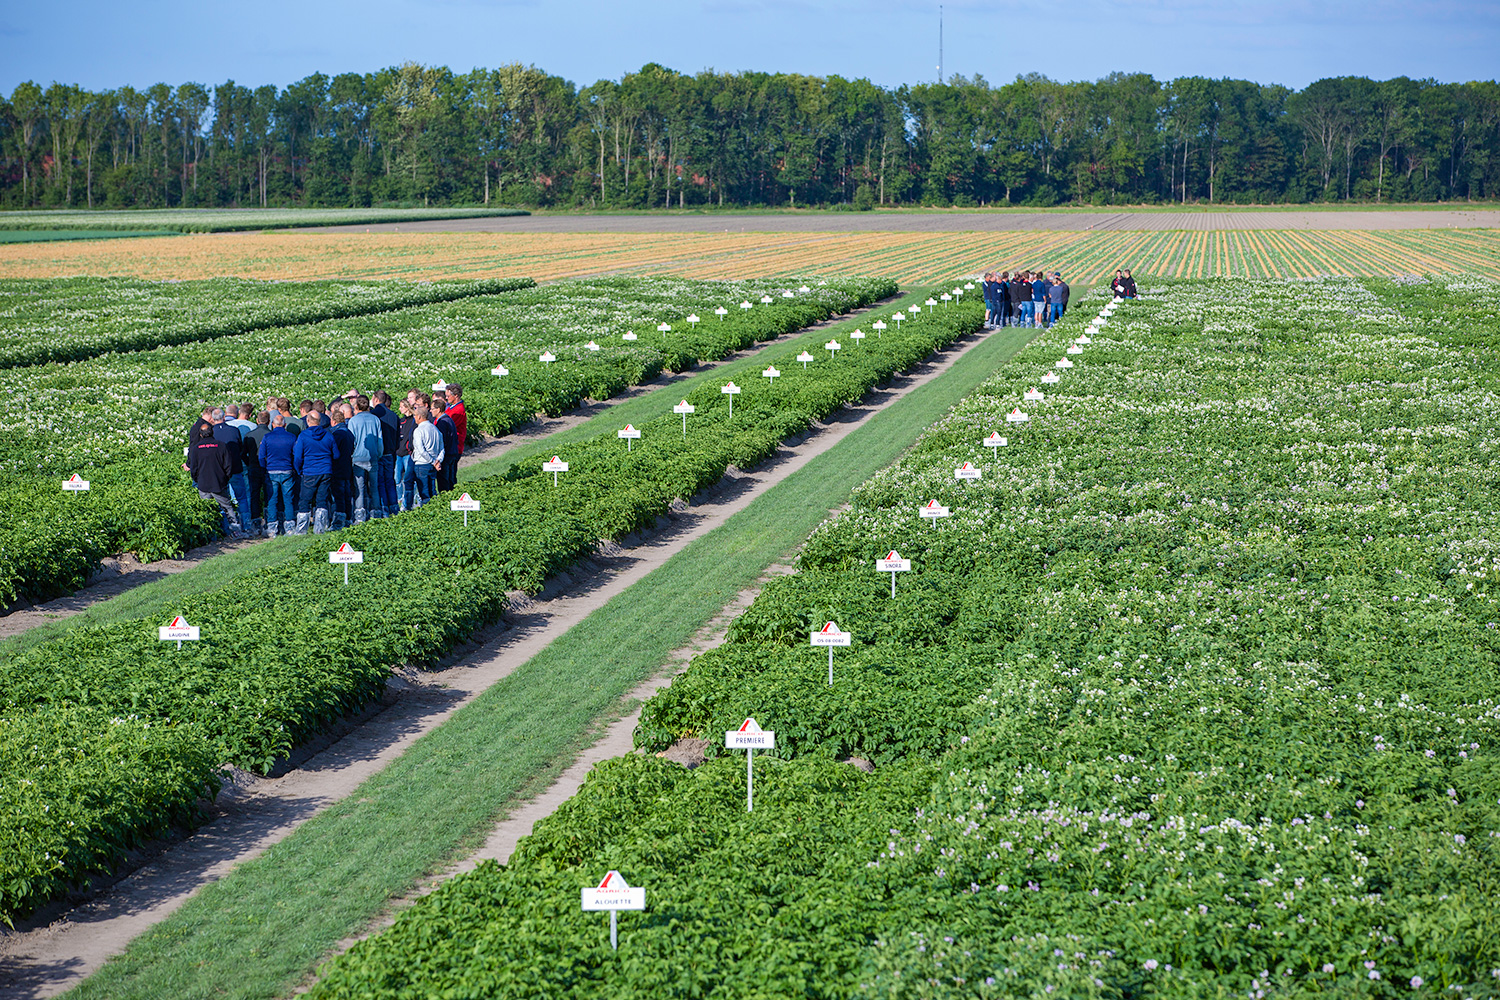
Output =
[
  {"x1": 0, "y1": 288, "x2": 975, "y2": 925},
  {"x1": 309, "y1": 277, "x2": 1500, "y2": 999}
]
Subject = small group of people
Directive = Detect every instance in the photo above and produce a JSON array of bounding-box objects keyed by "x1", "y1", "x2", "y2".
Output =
[
  {"x1": 185, "y1": 384, "x2": 470, "y2": 537},
  {"x1": 1110, "y1": 269, "x2": 1139, "y2": 299},
  {"x1": 981, "y1": 270, "x2": 1070, "y2": 329}
]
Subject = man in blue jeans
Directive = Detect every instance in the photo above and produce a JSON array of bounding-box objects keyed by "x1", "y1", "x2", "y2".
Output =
[
  {"x1": 409, "y1": 405, "x2": 445, "y2": 507},
  {"x1": 372, "y1": 390, "x2": 401, "y2": 517},
  {"x1": 292, "y1": 412, "x2": 341, "y2": 534},
  {"x1": 258, "y1": 412, "x2": 298, "y2": 537},
  {"x1": 211, "y1": 408, "x2": 251, "y2": 528},
  {"x1": 1031, "y1": 271, "x2": 1050, "y2": 328}
]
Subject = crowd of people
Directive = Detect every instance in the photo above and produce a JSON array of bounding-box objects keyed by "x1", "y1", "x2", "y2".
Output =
[
  {"x1": 980, "y1": 270, "x2": 1070, "y2": 329},
  {"x1": 185, "y1": 384, "x2": 470, "y2": 537}
]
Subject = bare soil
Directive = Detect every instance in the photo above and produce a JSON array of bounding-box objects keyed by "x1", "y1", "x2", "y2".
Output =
[{"x1": 0, "y1": 319, "x2": 1003, "y2": 999}]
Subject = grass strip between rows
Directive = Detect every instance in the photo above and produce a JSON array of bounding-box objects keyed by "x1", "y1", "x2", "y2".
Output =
[{"x1": 64, "y1": 316, "x2": 1039, "y2": 1000}]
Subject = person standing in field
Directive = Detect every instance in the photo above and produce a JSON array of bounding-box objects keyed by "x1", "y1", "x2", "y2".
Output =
[
  {"x1": 409, "y1": 406, "x2": 444, "y2": 507},
  {"x1": 1011, "y1": 273, "x2": 1032, "y2": 328},
  {"x1": 347, "y1": 395, "x2": 385, "y2": 523},
  {"x1": 1031, "y1": 270, "x2": 1050, "y2": 328},
  {"x1": 981, "y1": 272, "x2": 997, "y2": 328},
  {"x1": 244, "y1": 409, "x2": 270, "y2": 530},
  {"x1": 396, "y1": 399, "x2": 417, "y2": 512},
  {"x1": 1120, "y1": 269, "x2": 1138, "y2": 298},
  {"x1": 293, "y1": 411, "x2": 340, "y2": 535},
  {"x1": 329, "y1": 405, "x2": 357, "y2": 529},
  {"x1": 446, "y1": 385, "x2": 468, "y2": 484},
  {"x1": 189, "y1": 423, "x2": 245, "y2": 538},
  {"x1": 259, "y1": 412, "x2": 297, "y2": 537},
  {"x1": 1048, "y1": 274, "x2": 1068, "y2": 323},
  {"x1": 372, "y1": 390, "x2": 400, "y2": 518},
  {"x1": 211, "y1": 407, "x2": 251, "y2": 528},
  {"x1": 433, "y1": 400, "x2": 460, "y2": 493}
]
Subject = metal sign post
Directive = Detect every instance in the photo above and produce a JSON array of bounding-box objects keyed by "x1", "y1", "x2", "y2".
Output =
[{"x1": 725, "y1": 718, "x2": 776, "y2": 812}]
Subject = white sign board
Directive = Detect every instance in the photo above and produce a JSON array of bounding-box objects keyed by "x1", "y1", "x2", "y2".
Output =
[
  {"x1": 623, "y1": 332, "x2": 638, "y2": 341},
  {"x1": 432, "y1": 380, "x2": 448, "y2": 391},
  {"x1": 617, "y1": 424, "x2": 641, "y2": 451},
  {"x1": 850, "y1": 330, "x2": 865, "y2": 343},
  {"x1": 797, "y1": 351, "x2": 815, "y2": 369},
  {"x1": 722, "y1": 381, "x2": 741, "y2": 417},
  {"x1": 328, "y1": 542, "x2": 364, "y2": 564},
  {"x1": 159, "y1": 616, "x2": 200, "y2": 647},
  {"x1": 62, "y1": 474, "x2": 90, "y2": 492},
  {"x1": 1066, "y1": 345, "x2": 1084, "y2": 355},
  {"x1": 725, "y1": 717, "x2": 776, "y2": 749},
  {"x1": 586, "y1": 341, "x2": 601, "y2": 351},
  {"x1": 581, "y1": 871, "x2": 646, "y2": 911},
  {"x1": 1023, "y1": 388, "x2": 1045, "y2": 402},
  {"x1": 762, "y1": 366, "x2": 781, "y2": 381},
  {"x1": 811, "y1": 621, "x2": 851, "y2": 685},
  {"x1": 1041, "y1": 372, "x2": 1060, "y2": 384},
  {"x1": 954, "y1": 461, "x2": 982, "y2": 481},
  {"x1": 875, "y1": 551, "x2": 912, "y2": 573},
  {"x1": 984, "y1": 432, "x2": 1008, "y2": 449},
  {"x1": 1006, "y1": 408, "x2": 1030, "y2": 423},
  {"x1": 825, "y1": 340, "x2": 841, "y2": 354},
  {"x1": 1056, "y1": 358, "x2": 1074, "y2": 369},
  {"x1": 450, "y1": 493, "x2": 481, "y2": 511},
  {"x1": 539, "y1": 351, "x2": 557, "y2": 363},
  {"x1": 919, "y1": 500, "x2": 951, "y2": 522},
  {"x1": 542, "y1": 457, "x2": 569, "y2": 473},
  {"x1": 674, "y1": 399, "x2": 694, "y2": 438},
  {"x1": 491, "y1": 364, "x2": 509, "y2": 377}
]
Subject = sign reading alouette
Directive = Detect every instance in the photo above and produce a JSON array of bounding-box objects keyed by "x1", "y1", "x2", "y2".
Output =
[{"x1": 581, "y1": 871, "x2": 646, "y2": 911}]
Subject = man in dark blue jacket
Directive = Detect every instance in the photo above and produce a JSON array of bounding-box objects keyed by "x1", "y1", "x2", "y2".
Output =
[
  {"x1": 259, "y1": 412, "x2": 298, "y2": 537},
  {"x1": 433, "y1": 400, "x2": 461, "y2": 493},
  {"x1": 292, "y1": 412, "x2": 341, "y2": 535},
  {"x1": 372, "y1": 390, "x2": 401, "y2": 518},
  {"x1": 329, "y1": 405, "x2": 358, "y2": 529}
]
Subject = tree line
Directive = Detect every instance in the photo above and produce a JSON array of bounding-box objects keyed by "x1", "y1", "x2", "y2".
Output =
[{"x1": 2, "y1": 64, "x2": 1497, "y2": 211}]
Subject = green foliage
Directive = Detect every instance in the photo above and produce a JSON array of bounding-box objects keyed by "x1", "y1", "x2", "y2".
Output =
[
  {"x1": 306, "y1": 277, "x2": 1500, "y2": 997},
  {"x1": 0, "y1": 287, "x2": 976, "y2": 925}
]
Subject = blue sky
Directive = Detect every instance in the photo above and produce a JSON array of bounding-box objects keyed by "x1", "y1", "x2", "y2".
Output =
[{"x1": 4, "y1": 0, "x2": 1497, "y2": 95}]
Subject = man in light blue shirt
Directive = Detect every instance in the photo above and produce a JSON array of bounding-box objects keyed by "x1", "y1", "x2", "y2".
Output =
[{"x1": 346, "y1": 395, "x2": 386, "y2": 523}]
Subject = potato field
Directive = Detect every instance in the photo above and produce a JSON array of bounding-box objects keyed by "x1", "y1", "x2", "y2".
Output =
[{"x1": 1, "y1": 238, "x2": 1498, "y2": 1000}]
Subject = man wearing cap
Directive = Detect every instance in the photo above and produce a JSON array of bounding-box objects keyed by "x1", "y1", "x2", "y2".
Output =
[{"x1": 1048, "y1": 273, "x2": 1069, "y2": 323}]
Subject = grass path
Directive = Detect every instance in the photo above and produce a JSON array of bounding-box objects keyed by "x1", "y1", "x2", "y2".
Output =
[{"x1": 46, "y1": 311, "x2": 1044, "y2": 1000}]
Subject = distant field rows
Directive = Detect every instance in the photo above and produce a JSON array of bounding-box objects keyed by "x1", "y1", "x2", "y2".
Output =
[{"x1": 0, "y1": 229, "x2": 1495, "y2": 284}]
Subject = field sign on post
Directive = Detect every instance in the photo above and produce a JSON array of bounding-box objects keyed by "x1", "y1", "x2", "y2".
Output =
[
  {"x1": 1066, "y1": 345, "x2": 1084, "y2": 355},
  {"x1": 875, "y1": 550, "x2": 911, "y2": 597},
  {"x1": 617, "y1": 424, "x2": 641, "y2": 452},
  {"x1": 585, "y1": 341, "x2": 600, "y2": 351},
  {"x1": 850, "y1": 329, "x2": 865, "y2": 346},
  {"x1": 714, "y1": 306, "x2": 728, "y2": 320},
  {"x1": 450, "y1": 492, "x2": 481, "y2": 526},
  {"x1": 328, "y1": 542, "x2": 364, "y2": 585},
  {"x1": 1055, "y1": 358, "x2": 1074, "y2": 369},
  {"x1": 919, "y1": 500, "x2": 950, "y2": 530},
  {"x1": 622, "y1": 331, "x2": 638, "y2": 341},
  {"x1": 539, "y1": 351, "x2": 556, "y2": 364},
  {"x1": 432, "y1": 380, "x2": 448, "y2": 392},
  {"x1": 872, "y1": 320, "x2": 886, "y2": 338},
  {"x1": 158, "y1": 616, "x2": 200, "y2": 650},
  {"x1": 825, "y1": 339, "x2": 841, "y2": 360},
  {"x1": 673, "y1": 399, "x2": 694, "y2": 439},
  {"x1": 1023, "y1": 388, "x2": 1045, "y2": 402},
  {"x1": 581, "y1": 870, "x2": 646, "y2": 952},
  {"x1": 725, "y1": 718, "x2": 776, "y2": 812},
  {"x1": 983, "y1": 432, "x2": 1008, "y2": 450},
  {"x1": 62, "y1": 473, "x2": 90, "y2": 492},
  {"x1": 491, "y1": 364, "x2": 509, "y2": 377},
  {"x1": 797, "y1": 351, "x2": 815, "y2": 370},
  {"x1": 721, "y1": 381, "x2": 741, "y2": 418},
  {"x1": 1005, "y1": 408, "x2": 1030, "y2": 423},
  {"x1": 1041, "y1": 372, "x2": 1060, "y2": 384},
  {"x1": 762, "y1": 365, "x2": 781, "y2": 384},
  {"x1": 811, "y1": 621, "x2": 852, "y2": 685},
  {"x1": 542, "y1": 456, "x2": 569, "y2": 487},
  {"x1": 954, "y1": 461, "x2": 982, "y2": 484}
]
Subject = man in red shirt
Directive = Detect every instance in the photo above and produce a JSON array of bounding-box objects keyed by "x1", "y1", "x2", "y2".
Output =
[{"x1": 446, "y1": 384, "x2": 468, "y2": 480}]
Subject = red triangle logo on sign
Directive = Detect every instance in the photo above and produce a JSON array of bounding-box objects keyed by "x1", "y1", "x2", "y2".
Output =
[
  {"x1": 458, "y1": 493, "x2": 473, "y2": 502},
  {"x1": 886, "y1": 551, "x2": 899, "y2": 560},
  {"x1": 169, "y1": 616, "x2": 187, "y2": 627},
  {"x1": 336, "y1": 542, "x2": 355, "y2": 553},
  {"x1": 738, "y1": 718, "x2": 761, "y2": 733},
  {"x1": 925, "y1": 500, "x2": 940, "y2": 509},
  {"x1": 820, "y1": 621, "x2": 840, "y2": 634},
  {"x1": 986, "y1": 432, "x2": 1002, "y2": 441},
  {"x1": 960, "y1": 462, "x2": 974, "y2": 470},
  {"x1": 624, "y1": 424, "x2": 634, "y2": 431},
  {"x1": 598, "y1": 870, "x2": 629, "y2": 889},
  {"x1": 67, "y1": 473, "x2": 83, "y2": 482},
  {"x1": 551, "y1": 456, "x2": 561, "y2": 463}
]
